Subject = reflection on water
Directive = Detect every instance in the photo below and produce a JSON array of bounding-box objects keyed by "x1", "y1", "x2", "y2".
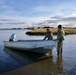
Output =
[
  {"x1": 56, "y1": 55, "x2": 63, "y2": 74},
  {"x1": 3, "y1": 47, "x2": 64, "y2": 75},
  {"x1": 4, "y1": 47, "x2": 45, "y2": 64}
]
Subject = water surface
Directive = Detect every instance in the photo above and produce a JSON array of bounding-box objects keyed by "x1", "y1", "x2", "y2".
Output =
[{"x1": 0, "y1": 30, "x2": 76, "y2": 75}]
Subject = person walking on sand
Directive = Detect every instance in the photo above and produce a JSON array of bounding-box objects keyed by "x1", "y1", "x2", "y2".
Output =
[
  {"x1": 43, "y1": 28, "x2": 53, "y2": 40},
  {"x1": 57, "y1": 25, "x2": 65, "y2": 57}
]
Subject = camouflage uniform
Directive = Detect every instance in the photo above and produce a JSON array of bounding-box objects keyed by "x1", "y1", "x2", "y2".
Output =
[
  {"x1": 43, "y1": 31, "x2": 53, "y2": 40},
  {"x1": 57, "y1": 29, "x2": 65, "y2": 51}
]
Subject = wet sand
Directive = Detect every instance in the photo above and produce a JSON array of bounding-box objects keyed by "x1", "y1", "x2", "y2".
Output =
[
  {"x1": 1, "y1": 60, "x2": 56, "y2": 75},
  {"x1": 1, "y1": 53, "x2": 63, "y2": 75},
  {"x1": 1, "y1": 66, "x2": 30, "y2": 75}
]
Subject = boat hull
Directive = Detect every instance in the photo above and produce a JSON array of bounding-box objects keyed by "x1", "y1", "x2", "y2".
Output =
[{"x1": 3, "y1": 39, "x2": 57, "y2": 53}]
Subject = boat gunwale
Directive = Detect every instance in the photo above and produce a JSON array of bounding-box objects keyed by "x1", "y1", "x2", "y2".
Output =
[{"x1": 3, "y1": 39, "x2": 57, "y2": 42}]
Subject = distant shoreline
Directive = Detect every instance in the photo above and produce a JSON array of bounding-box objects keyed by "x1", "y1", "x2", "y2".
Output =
[
  {"x1": 0, "y1": 28, "x2": 26, "y2": 30},
  {"x1": 0, "y1": 27, "x2": 76, "y2": 35},
  {"x1": 26, "y1": 27, "x2": 76, "y2": 35},
  {"x1": 0, "y1": 28, "x2": 34, "y2": 30}
]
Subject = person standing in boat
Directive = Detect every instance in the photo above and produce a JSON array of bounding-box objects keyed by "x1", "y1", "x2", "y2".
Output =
[
  {"x1": 9, "y1": 33, "x2": 16, "y2": 41},
  {"x1": 57, "y1": 25, "x2": 65, "y2": 57},
  {"x1": 43, "y1": 28, "x2": 53, "y2": 40}
]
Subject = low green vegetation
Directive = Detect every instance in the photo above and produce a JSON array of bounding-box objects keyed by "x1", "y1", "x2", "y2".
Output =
[{"x1": 26, "y1": 28, "x2": 76, "y2": 35}]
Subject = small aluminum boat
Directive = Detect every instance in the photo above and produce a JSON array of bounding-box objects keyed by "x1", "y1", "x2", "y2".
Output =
[{"x1": 3, "y1": 39, "x2": 57, "y2": 53}]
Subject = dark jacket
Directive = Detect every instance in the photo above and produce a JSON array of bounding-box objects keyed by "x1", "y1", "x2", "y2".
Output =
[{"x1": 43, "y1": 31, "x2": 53, "y2": 40}]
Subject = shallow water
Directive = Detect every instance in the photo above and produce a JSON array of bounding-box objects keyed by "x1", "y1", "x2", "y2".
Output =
[{"x1": 0, "y1": 30, "x2": 76, "y2": 75}]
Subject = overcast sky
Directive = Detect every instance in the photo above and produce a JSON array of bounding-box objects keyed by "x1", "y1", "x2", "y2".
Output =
[{"x1": 0, "y1": 0, "x2": 76, "y2": 28}]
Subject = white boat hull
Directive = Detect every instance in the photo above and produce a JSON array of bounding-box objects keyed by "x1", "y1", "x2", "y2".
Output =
[{"x1": 3, "y1": 39, "x2": 57, "y2": 53}]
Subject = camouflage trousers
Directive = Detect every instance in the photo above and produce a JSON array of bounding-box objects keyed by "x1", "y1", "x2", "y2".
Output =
[{"x1": 57, "y1": 40, "x2": 63, "y2": 51}]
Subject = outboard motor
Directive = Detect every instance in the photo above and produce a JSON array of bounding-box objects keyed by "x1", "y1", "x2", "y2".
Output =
[{"x1": 9, "y1": 33, "x2": 16, "y2": 41}]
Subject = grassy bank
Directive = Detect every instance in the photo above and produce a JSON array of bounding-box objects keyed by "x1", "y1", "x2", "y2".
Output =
[{"x1": 26, "y1": 28, "x2": 76, "y2": 35}]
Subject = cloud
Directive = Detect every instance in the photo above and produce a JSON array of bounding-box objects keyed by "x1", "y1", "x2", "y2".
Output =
[
  {"x1": 0, "y1": 16, "x2": 76, "y2": 28},
  {"x1": 0, "y1": 0, "x2": 21, "y2": 18},
  {"x1": 0, "y1": 0, "x2": 5, "y2": 6},
  {"x1": 0, "y1": 0, "x2": 76, "y2": 19},
  {"x1": 0, "y1": 16, "x2": 51, "y2": 28},
  {"x1": 0, "y1": 0, "x2": 9, "y2": 9},
  {"x1": 34, "y1": 16, "x2": 76, "y2": 27},
  {"x1": 0, "y1": 0, "x2": 76, "y2": 28},
  {"x1": 32, "y1": 6, "x2": 52, "y2": 12},
  {"x1": 31, "y1": 2, "x2": 76, "y2": 18}
]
